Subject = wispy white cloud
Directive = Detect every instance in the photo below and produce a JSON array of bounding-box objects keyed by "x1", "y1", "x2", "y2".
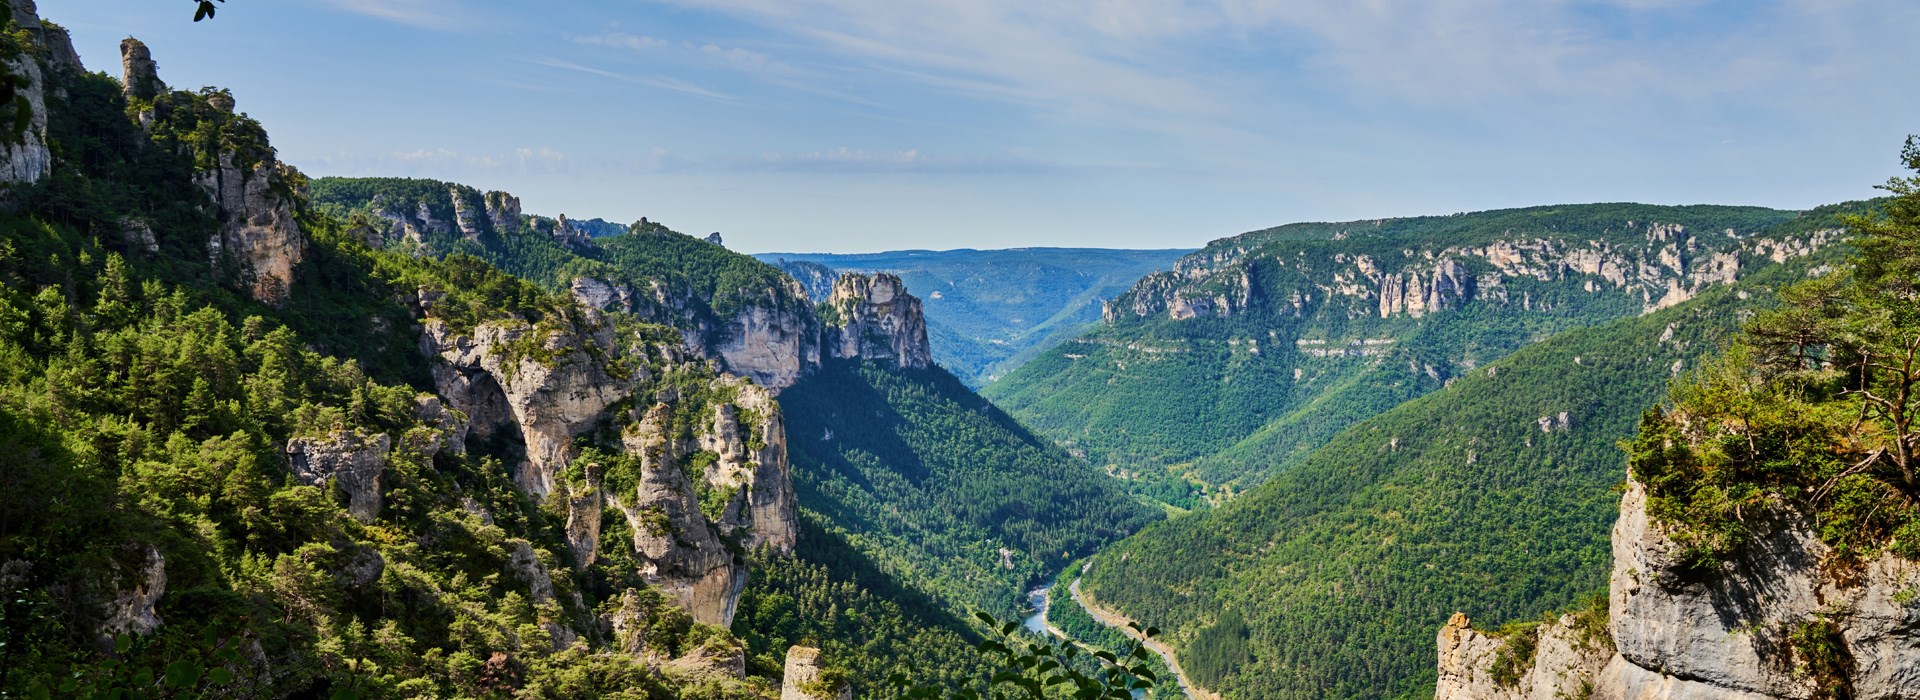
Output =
[
  {"x1": 523, "y1": 57, "x2": 731, "y2": 99},
  {"x1": 648, "y1": 0, "x2": 1919, "y2": 134},
  {"x1": 310, "y1": 146, "x2": 572, "y2": 176},
  {"x1": 321, "y1": 0, "x2": 475, "y2": 31},
  {"x1": 572, "y1": 32, "x2": 671, "y2": 51}
]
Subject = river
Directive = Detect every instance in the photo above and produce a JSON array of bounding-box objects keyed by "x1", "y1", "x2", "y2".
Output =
[{"x1": 1017, "y1": 579, "x2": 1212, "y2": 700}]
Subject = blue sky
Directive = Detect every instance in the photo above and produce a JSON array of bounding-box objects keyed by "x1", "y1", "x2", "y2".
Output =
[{"x1": 54, "y1": 0, "x2": 1920, "y2": 253}]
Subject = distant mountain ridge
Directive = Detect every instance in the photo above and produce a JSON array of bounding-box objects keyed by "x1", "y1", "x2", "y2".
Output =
[
  {"x1": 985, "y1": 203, "x2": 1839, "y2": 505},
  {"x1": 755, "y1": 247, "x2": 1191, "y2": 386}
]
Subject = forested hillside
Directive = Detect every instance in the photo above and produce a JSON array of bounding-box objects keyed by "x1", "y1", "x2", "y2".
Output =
[
  {"x1": 1069, "y1": 208, "x2": 1862, "y2": 699},
  {"x1": 758, "y1": 248, "x2": 1189, "y2": 386},
  {"x1": 986, "y1": 204, "x2": 1829, "y2": 505},
  {"x1": 0, "y1": 9, "x2": 1154, "y2": 699},
  {"x1": 778, "y1": 360, "x2": 1158, "y2": 618}
]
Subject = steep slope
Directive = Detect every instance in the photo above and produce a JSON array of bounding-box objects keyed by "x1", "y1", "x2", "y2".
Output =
[
  {"x1": 758, "y1": 248, "x2": 1190, "y2": 386},
  {"x1": 778, "y1": 359, "x2": 1158, "y2": 618},
  {"x1": 1437, "y1": 163, "x2": 1920, "y2": 699},
  {"x1": 308, "y1": 180, "x2": 1159, "y2": 694},
  {"x1": 985, "y1": 205, "x2": 1828, "y2": 503},
  {"x1": 1069, "y1": 212, "x2": 1855, "y2": 700},
  {"x1": 0, "y1": 12, "x2": 810, "y2": 696}
]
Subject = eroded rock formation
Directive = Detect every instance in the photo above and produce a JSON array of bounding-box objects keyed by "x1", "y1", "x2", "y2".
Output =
[
  {"x1": 781, "y1": 646, "x2": 852, "y2": 700},
  {"x1": 824, "y1": 272, "x2": 933, "y2": 369},
  {"x1": 1436, "y1": 482, "x2": 1920, "y2": 699},
  {"x1": 287, "y1": 429, "x2": 391, "y2": 521},
  {"x1": 418, "y1": 301, "x2": 798, "y2": 626},
  {"x1": 0, "y1": 1, "x2": 61, "y2": 189},
  {"x1": 1112, "y1": 222, "x2": 1838, "y2": 323}
]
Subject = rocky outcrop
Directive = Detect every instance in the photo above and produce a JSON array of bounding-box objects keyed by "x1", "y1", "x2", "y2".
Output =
[
  {"x1": 418, "y1": 301, "x2": 798, "y2": 626},
  {"x1": 118, "y1": 38, "x2": 164, "y2": 101},
  {"x1": 713, "y1": 301, "x2": 821, "y2": 389},
  {"x1": 1378, "y1": 258, "x2": 1474, "y2": 318},
  {"x1": 405, "y1": 395, "x2": 468, "y2": 459},
  {"x1": 0, "y1": 1, "x2": 56, "y2": 189},
  {"x1": 421, "y1": 314, "x2": 626, "y2": 497},
  {"x1": 549, "y1": 214, "x2": 593, "y2": 249},
  {"x1": 1436, "y1": 482, "x2": 1920, "y2": 699},
  {"x1": 287, "y1": 429, "x2": 391, "y2": 521},
  {"x1": 781, "y1": 646, "x2": 851, "y2": 700},
  {"x1": 200, "y1": 156, "x2": 306, "y2": 305},
  {"x1": 1112, "y1": 220, "x2": 1833, "y2": 324},
  {"x1": 97, "y1": 547, "x2": 166, "y2": 641},
  {"x1": 484, "y1": 191, "x2": 520, "y2": 232},
  {"x1": 697, "y1": 377, "x2": 799, "y2": 553},
  {"x1": 1436, "y1": 612, "x2": 1611, "y2": 700},
  {"x1": 824, "y1": 273, "x2": 932, "y2": 369}
]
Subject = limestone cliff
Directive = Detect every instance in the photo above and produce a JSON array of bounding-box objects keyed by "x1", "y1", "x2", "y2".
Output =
[
  {"x1": 417, "y1": 297, "x2": 798, "y2": 626},
  {"x1": 780, "y1": 646, "x2": 851, "y2": 700},
  {"x1": 1110, "y1": 219, "x2": 1836, "y2": 324},
  {"x1": 1435, "y1": 482, "x2": 1920, "y2": 699},
  {"x1": 823, "y1": 272, "x2": 933, "y2": 369},
  {"x1": 0, "y1": 1, "x2": 71, "y2": 190},
  {"x1": 119, "y1": 37, "x2": 308, "y2": 305}
]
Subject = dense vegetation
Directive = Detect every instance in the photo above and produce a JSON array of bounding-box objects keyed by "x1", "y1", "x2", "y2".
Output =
[
  {"x1": 985, "y1": 204, "x2": 1810, "y2": 505},
  {"x1": 1071, "y1": 231, "x2": 1849, "y2": 699},
  {"x1": 760, "y1": 249, "x2": 1190, "y2": 387},
  {"x1": 1631, "y1": 139, "x2": 1920, "y2": 568},
  {"x1": 778, "y1": 359, "x2": 1159, "y2": 623},
  {"x1": 308, "y1": 176, "x2": 809, "y2": 342},
  {"x1": 0, "y1": 65, "x2": 776, "y2": 695}
]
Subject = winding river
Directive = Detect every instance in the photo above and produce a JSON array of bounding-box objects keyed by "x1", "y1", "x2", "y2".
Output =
[{"x1": 1019, "y1": 579, "x2": 1216, "y2": 700}]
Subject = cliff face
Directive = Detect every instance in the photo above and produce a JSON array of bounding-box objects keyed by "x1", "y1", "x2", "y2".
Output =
[
  {"x1": 824, "y1": 272, "x2": 933, "y2": 369},
  {"x1": 117, "y1": 37, "x2": 309, "y2": 306},
  {"x1": 418, "y1": 300, "x2": 798, "y2": 626},
  {"x1": 0, "y1": 2, "x2": 54, "y2": 189},
  {"x1": 1436, "y1": 482, "x2": 1920, "y2": 699},
  {"x1": 1110, "y1": 219, "x2": 1834, "y2": 324}
]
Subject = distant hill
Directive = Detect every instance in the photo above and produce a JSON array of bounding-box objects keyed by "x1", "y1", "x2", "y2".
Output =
[
  {"x1": 755, "y1": 248, "x2": 1191, "y2": 386},
  {"x1": 983, "y1": 204, "x2": 1843, "y2": 505}
]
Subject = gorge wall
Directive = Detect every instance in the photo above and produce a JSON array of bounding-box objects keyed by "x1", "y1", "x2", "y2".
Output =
[
  {"x1": 1110, "y1": 218, "x2": 1836, "y2": 324},
  {"x1": 1436, "y1": 481, "x2": 1920, "y2": 699}
]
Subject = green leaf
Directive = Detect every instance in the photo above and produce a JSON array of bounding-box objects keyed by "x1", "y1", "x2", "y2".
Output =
[
  {"x1": 113, "y1": 634, "x2": 132, "y2": 655},
  {"x1": 165, "y1": 660, "x2": 201, "y2": 688},
  {"x1": 975, "y1": 611, "x2": 997, "y2": 626},
  {"x1": 208, "y1": 667, "x2": 234, "y2": 685}
]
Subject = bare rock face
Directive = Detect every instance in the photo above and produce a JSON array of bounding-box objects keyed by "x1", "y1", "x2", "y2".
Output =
[
  {"x1": 0, "y1": 1, "x2": 54, "y2": 188},
  {"x1": 713, "y1": 300, "x2": 821, "y2": 390},
  {"x1": 118, "y1": 37, "x2": 164, "y2": 101},
  {"x1": 1435, "y1": 481, "x2": 1920, "y2": 699},
  {"x1": 418, "y1": 306, "x2": 799, "y2": 627},
  {"x1": 781, "y1": 646, "x2": 851, "y2": 700},
  {"x1": 612, "y1": 404, "x2": 748, "y2": 626},
  {"x1": 824, "y1": 272, "x2": 932, "y2": 369},
  {"x1": 421, "y1": 314, "x2": 626, "y2": 497},
  {"x1": 287, "y1": 429, "x2": 391, "y2": 521},
  {"x1": 1435, "y1": 612, "x2": 1611, "y2": 700},
  {"x1": 570, "y1": 276, "x2": 637, "y2": 312},
  {"x1": 1113, "y1": 221, "x2": 1836, "y2": 324},
  {"x1": 696, "y1": 377, "x2": 800, "y2": 553},
  {"x1": 97, "y1": 547, "x2": 166, "y2": 641}
]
